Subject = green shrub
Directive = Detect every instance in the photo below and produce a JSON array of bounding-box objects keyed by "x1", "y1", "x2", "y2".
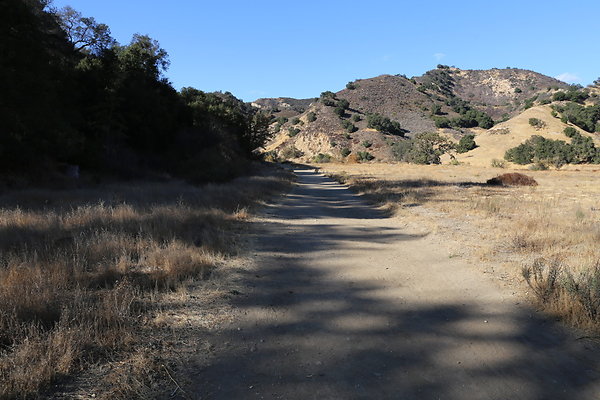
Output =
[
  {"x1": 528, "y1": 118, "x2": 546, "y2": 129},
  {"x1": 346, "y1": 82, "x2": 357, "y2": 90},
  {"x1": 307, "y1": 112, "x2": 317, "y2": 122},
  {"x1": 564, "y1": 127, "x2": 578, "y2": 138},
  {"x1": 312, "y1": 153, "x2": 332, "y2": 163},
  {"x1": 357, "y1": 151, "x2": 374, "y2": 162},
  {"x1": 291, "y1": 117, "x2": 301, "y2": 125},
  {"x1": 433, "y1": 117, "x2": 451, "y2": 128},
  {"x1": 362, "y1": 140, "x2": 372, "y2": 148},
  {"x1": 456, "y1": 134, "x2": 477, "y2": 153},
  {"x1": 341, "y1": 148, "x2": 351, "y2": 157},
  {"x1": 367, "y1": 113, "x2": 404, "y2": 136},
  {"x1": 352, "y1": 114, "x2": 362, "y2": 122},
  {"x1": 333, "y1": 107, "x2": 345, "y2": 118},
  {"x1": 276, "y1": 116, "x2": 288, "y2": 124},
  {"x1": 337, "y1": 99, "x2": 350, "y2": 109},
  {"x1": 514, "y1": 88, "x2": 522, "y2": 93},
  {"x1": 287, "y1": 127, "x2": 300, "y2": 137}
]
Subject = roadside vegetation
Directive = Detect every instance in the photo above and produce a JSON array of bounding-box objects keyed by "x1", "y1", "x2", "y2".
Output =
[{"x1": 0, "y1": 166, "x2": 291, "y2": 398}]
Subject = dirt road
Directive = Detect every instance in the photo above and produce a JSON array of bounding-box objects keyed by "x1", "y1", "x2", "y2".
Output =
[{"x1": 192, "y1": 167, "x2": 600, "y2": 399}]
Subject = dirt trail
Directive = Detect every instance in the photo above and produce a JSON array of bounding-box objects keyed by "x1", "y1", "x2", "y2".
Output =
[{"x1": 192, "y1": 167, "x2": 600, "y2": 399}]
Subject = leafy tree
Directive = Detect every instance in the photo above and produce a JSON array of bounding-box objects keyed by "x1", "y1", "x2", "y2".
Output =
[
  {"x1": 456, "y1": 134, "x2": 477, "y2": 153},
  {"x1": 337, "y1": 99, "x2": 350, "y2": 109},
  {"x1": 367, "y1": 113, "x2": 404, "y2": 136},
  {"x1": 563, "y1": 127, "x2": 578, "y2": 138},
  {"x1": 57, "y1": 6, "x2": 115, "y2": 54},
  {"x1": 346, "y1": 82, "x2": 357, "y2": 90},
  {"x1": 406, "y1": 132, "x2": 455, "y2": 164}
]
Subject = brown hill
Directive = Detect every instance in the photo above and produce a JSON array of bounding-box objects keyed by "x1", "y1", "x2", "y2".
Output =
[{"x1": 259, "y1": 67, "x2": 587, "y2": 163}]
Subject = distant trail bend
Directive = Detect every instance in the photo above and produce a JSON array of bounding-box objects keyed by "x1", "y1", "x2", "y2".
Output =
[{"x1": 192, "y1": 166, "x2": 600, "y2": 400}]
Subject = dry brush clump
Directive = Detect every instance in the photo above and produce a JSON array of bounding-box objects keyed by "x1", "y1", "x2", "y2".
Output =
[
  {"x1": 0, "y1": 165, "x2": 291, "y2": 398},
  {"x1": 486, "y1": 173, "x2": 538, "y2": 186}
]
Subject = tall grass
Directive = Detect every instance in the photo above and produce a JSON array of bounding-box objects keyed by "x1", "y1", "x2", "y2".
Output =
[{"x1": 0, "y1": 165, "x2": 291, "y2": 398}]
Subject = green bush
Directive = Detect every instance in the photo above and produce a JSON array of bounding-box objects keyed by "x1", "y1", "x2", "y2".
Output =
[
  {"x1": 291, "y1": 117, "x2": 301, "y2": 125},
  {"x1": 280, "y1": 146, "x2": 302, "y2": 160},
  {"x1": 352, "y1": 114, "x2": 362, "y2": 122},
  {"x1": 433, "y1": 117, "x2": 451, "y2": 128},
  {"x1": 333, "y1": 107, "x2": 345, "y2": 118},
  {"x1": 490, "y1": 159, "x2": 506, "y2": 168},
  {"x1": 312, "y1": 153, "x2": 332, "y2": 163},
  {"x1": 287, "y1": 127, "x2": 300, "y2": 137},
  {"x1": 340, "y1": 148, "x2": 351, "y2": 157},
  {"x1": 346, "y1": 82, "x2": 357, "y2": 90},
  {"x1": 554, "y1": 103, "x2": 600, "y2": 132},
  {"x1": 456, "y1": 134, "x2": 477, "y2": 153},
  {"x1": 564, "y1": 127, "x2": 578, "y2": 138},
  {"x1": 276, "y1": 116, "x2": 288, "y2": 125},
  {"x1": 528, "y1": 118, "x2": 546, "y2": 129},
  {"x1": 307, "y1": 112, "x2": 317, "y2": 122},
  {"x1": 357, "y1": 151, "x2": 374, "y2": 162},
  {"x1": 362, "y1": 140, "x2": 372, "y2": 148},
  {"x1": 337, "y1": 99, "x2": 350, "y2": 109},
  {"x1": 367, "y1": 113, "x2": 404, "y2": 136}
]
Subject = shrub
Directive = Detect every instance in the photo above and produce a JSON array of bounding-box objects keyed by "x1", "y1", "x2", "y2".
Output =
[
  {"x1": 362, "y1": 140, "x2": 372, "y2": 148},
  {"x1": 456, "y1": 134, "x2": 477, "y2": 153},
  {"x1": 356, "y1": 151, "x2": 374, "y2": 162},
  {"x1": 276, "y1": 116, "x2": 288, "y2": 125},
  {"x1": 514, "y1": 88, "x2": 522, "y2": 93},
  {"x1": 333, "y1": 107, "x2": 345, "y2": 118},
  {"x1": 291, "y1": 117, "x2": 301, "y2": 125},
  {"x1": 505, "y1": 135, "x2": 572, "y2": 166},
  {"x1": 367, "y1": 113, "x2": 405, "y2": 136},
  {"x1": 337, "y1": 99, "x2": 350, "y2": 109},
  {"x1": 352, "y1": 114, "x2": 362, "y2": 122},
  {"x1": 404, "y1": 131, "x2": 454, "y2": 164},
  {"x1": 346, "y1": 82, "x2": 357, "y2": 90},
  {"x1": 430, "y1": 104, "x2": 443, "y2": 115},
  {"x1": 528, "y1": 118, "x2": 546, "y2": 129},
  {"x1": 490, "y1": 159, "x2": 506, "y2": 168},
  {"x1": 280, "y1": 146, "x2": 302, "y2": 159},
  {"x1": 340, "y1": 148, "x2": 351, "y2": 157},
  {"x1": 564, "y1": 127, "x2": 578, "y2": 138},
  {"x1": 344, "y1": 133, "x2": 352, "y2": 139},
  {"x1": 312, "y1": 153, "x2": 332, "y2": 163},
  {"x1": 433, "y1": 117, "x2": 451, "y2": 128},
  {"x1": 306, "y1": 112, "x2": 317, "y2": 122},
  {"x1": 486, "y1": 173, "x2": 538, "y2": 186},
  {"x1": 287, "y1": 127, "x2": 300, "y2": 137}
]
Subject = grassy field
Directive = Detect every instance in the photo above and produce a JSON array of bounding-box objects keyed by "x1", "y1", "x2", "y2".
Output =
[
  {"x1": 0, "y1": 164, "x2": 291, "y2": 399},
  {"x1": 318, "y1": 162, "x2": 600, "y2": 333}
]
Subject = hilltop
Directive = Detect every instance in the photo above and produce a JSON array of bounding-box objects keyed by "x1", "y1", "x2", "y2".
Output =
[{"x1": 259, "y1": 66, "x2": 600, "y2": 167}]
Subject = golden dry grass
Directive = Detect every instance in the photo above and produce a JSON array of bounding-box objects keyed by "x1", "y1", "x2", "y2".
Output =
[
  {"x1": 319, "y1": 162, "x2": 600, "y2": 331},
  {"x1": 0, "y1": 165, "x2": 291, "y2": 399}
]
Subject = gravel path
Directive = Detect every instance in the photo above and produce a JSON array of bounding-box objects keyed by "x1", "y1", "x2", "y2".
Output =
[{"x1": 192, "y1": 167, "x2": 600, "y2": 399}]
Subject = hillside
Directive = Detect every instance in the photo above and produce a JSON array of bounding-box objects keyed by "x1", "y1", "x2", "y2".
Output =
[{"x1": 259, "y1": 66, "x2": 598, "y2": 165}]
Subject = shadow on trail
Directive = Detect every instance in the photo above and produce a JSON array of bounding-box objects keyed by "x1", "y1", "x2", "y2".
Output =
[{"x1": 188, "y1": 168, "x2": 600, "y2": 399}]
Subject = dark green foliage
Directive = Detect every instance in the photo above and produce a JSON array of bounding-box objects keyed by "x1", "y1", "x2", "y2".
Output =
[
  {"x1": 523, "y1": 95, "x2": 538, "y2": 109},
  {"x1": 291, "y1": 117, "x2": 301, "y2": 125},
  {"x1": 563, "y1": 127, "x2": 578, "y2": 138},
  {"x1": 0, "y1": 1, "x2": 272, "y2": 182},
  {"x1": 367, "y1": 114, "x2": 405, "y2": 136},
  {"x1": 362, "y1": 140, "x2": 372, "y2": 148},
  {"x1": 357, "y1": 151, "x2": 375, "y2": 162},
  {"x1": 554, "y1": 103, "x2": 600, "y2": 132},
  {"x1": 514, "y1": 88, "x2": 522, "y2": 93},
  {"x1": 528, "y1": 118, "x2": 545, "y2": 129},
  {"x1": 430, "y1": 104, "x2": 443, "y2": 115},
  {"x1": 341, "y1": 120, "x2": 357, "y2": 133},
  {"x1": 276, "y1": 116, "x2": 289, "y2": 124},
  {"x1": 504, "y1": 133, "x2": 600, "y2": 166},
  {"x1": 352, "y1": 114, "x2": 362, "y2": 122},
  {"x1": 337, "y1": 99, "x2": 350, "y2": 109},
  {"x1": 287, "y1": 127, "x2": 300, "y2": 137},
  {"x1": 333, "y1": 107, "x2": 345, "y2": 118},
  {"x1": 433, "y1": 117, "x2": 451, "y2": 128},
  {"x1": 553, "y1": 88, "x2": 589, "y2": 104},
  {"x1": 307, "y1": 112, "x2": 317, "y2": 122},
  {"x1": 456, "y1": 134, "x2": 477, "y2": 153},
  {"x1": 341, "y1": 148, "x2": 351, "y2": 157},
  {"x1": 421, "y1": 68, "x2": 455, "y2": 96},
  {"x1": 346, "y1": 81, "x2": 357, "y2": 90},
  {"x1": 392, "y1": 132, "x2": 454, "y2": 164}
]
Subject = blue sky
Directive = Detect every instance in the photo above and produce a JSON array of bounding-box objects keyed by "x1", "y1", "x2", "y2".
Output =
[{"x1": 51, "y1": 0, "x2": 600, "y2": 102}]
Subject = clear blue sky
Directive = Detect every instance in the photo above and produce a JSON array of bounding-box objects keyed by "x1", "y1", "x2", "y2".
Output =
[{"x1": 51, "y1": 0, "x2": 600, "y2": 102}]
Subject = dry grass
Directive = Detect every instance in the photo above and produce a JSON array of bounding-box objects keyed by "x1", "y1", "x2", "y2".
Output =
[
  {"x1": 0, "y1": 164, "x2": 291, "y2": 399},
  {"x1": 320, "y1": 162, "x2": 600, "y2": 332}
]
